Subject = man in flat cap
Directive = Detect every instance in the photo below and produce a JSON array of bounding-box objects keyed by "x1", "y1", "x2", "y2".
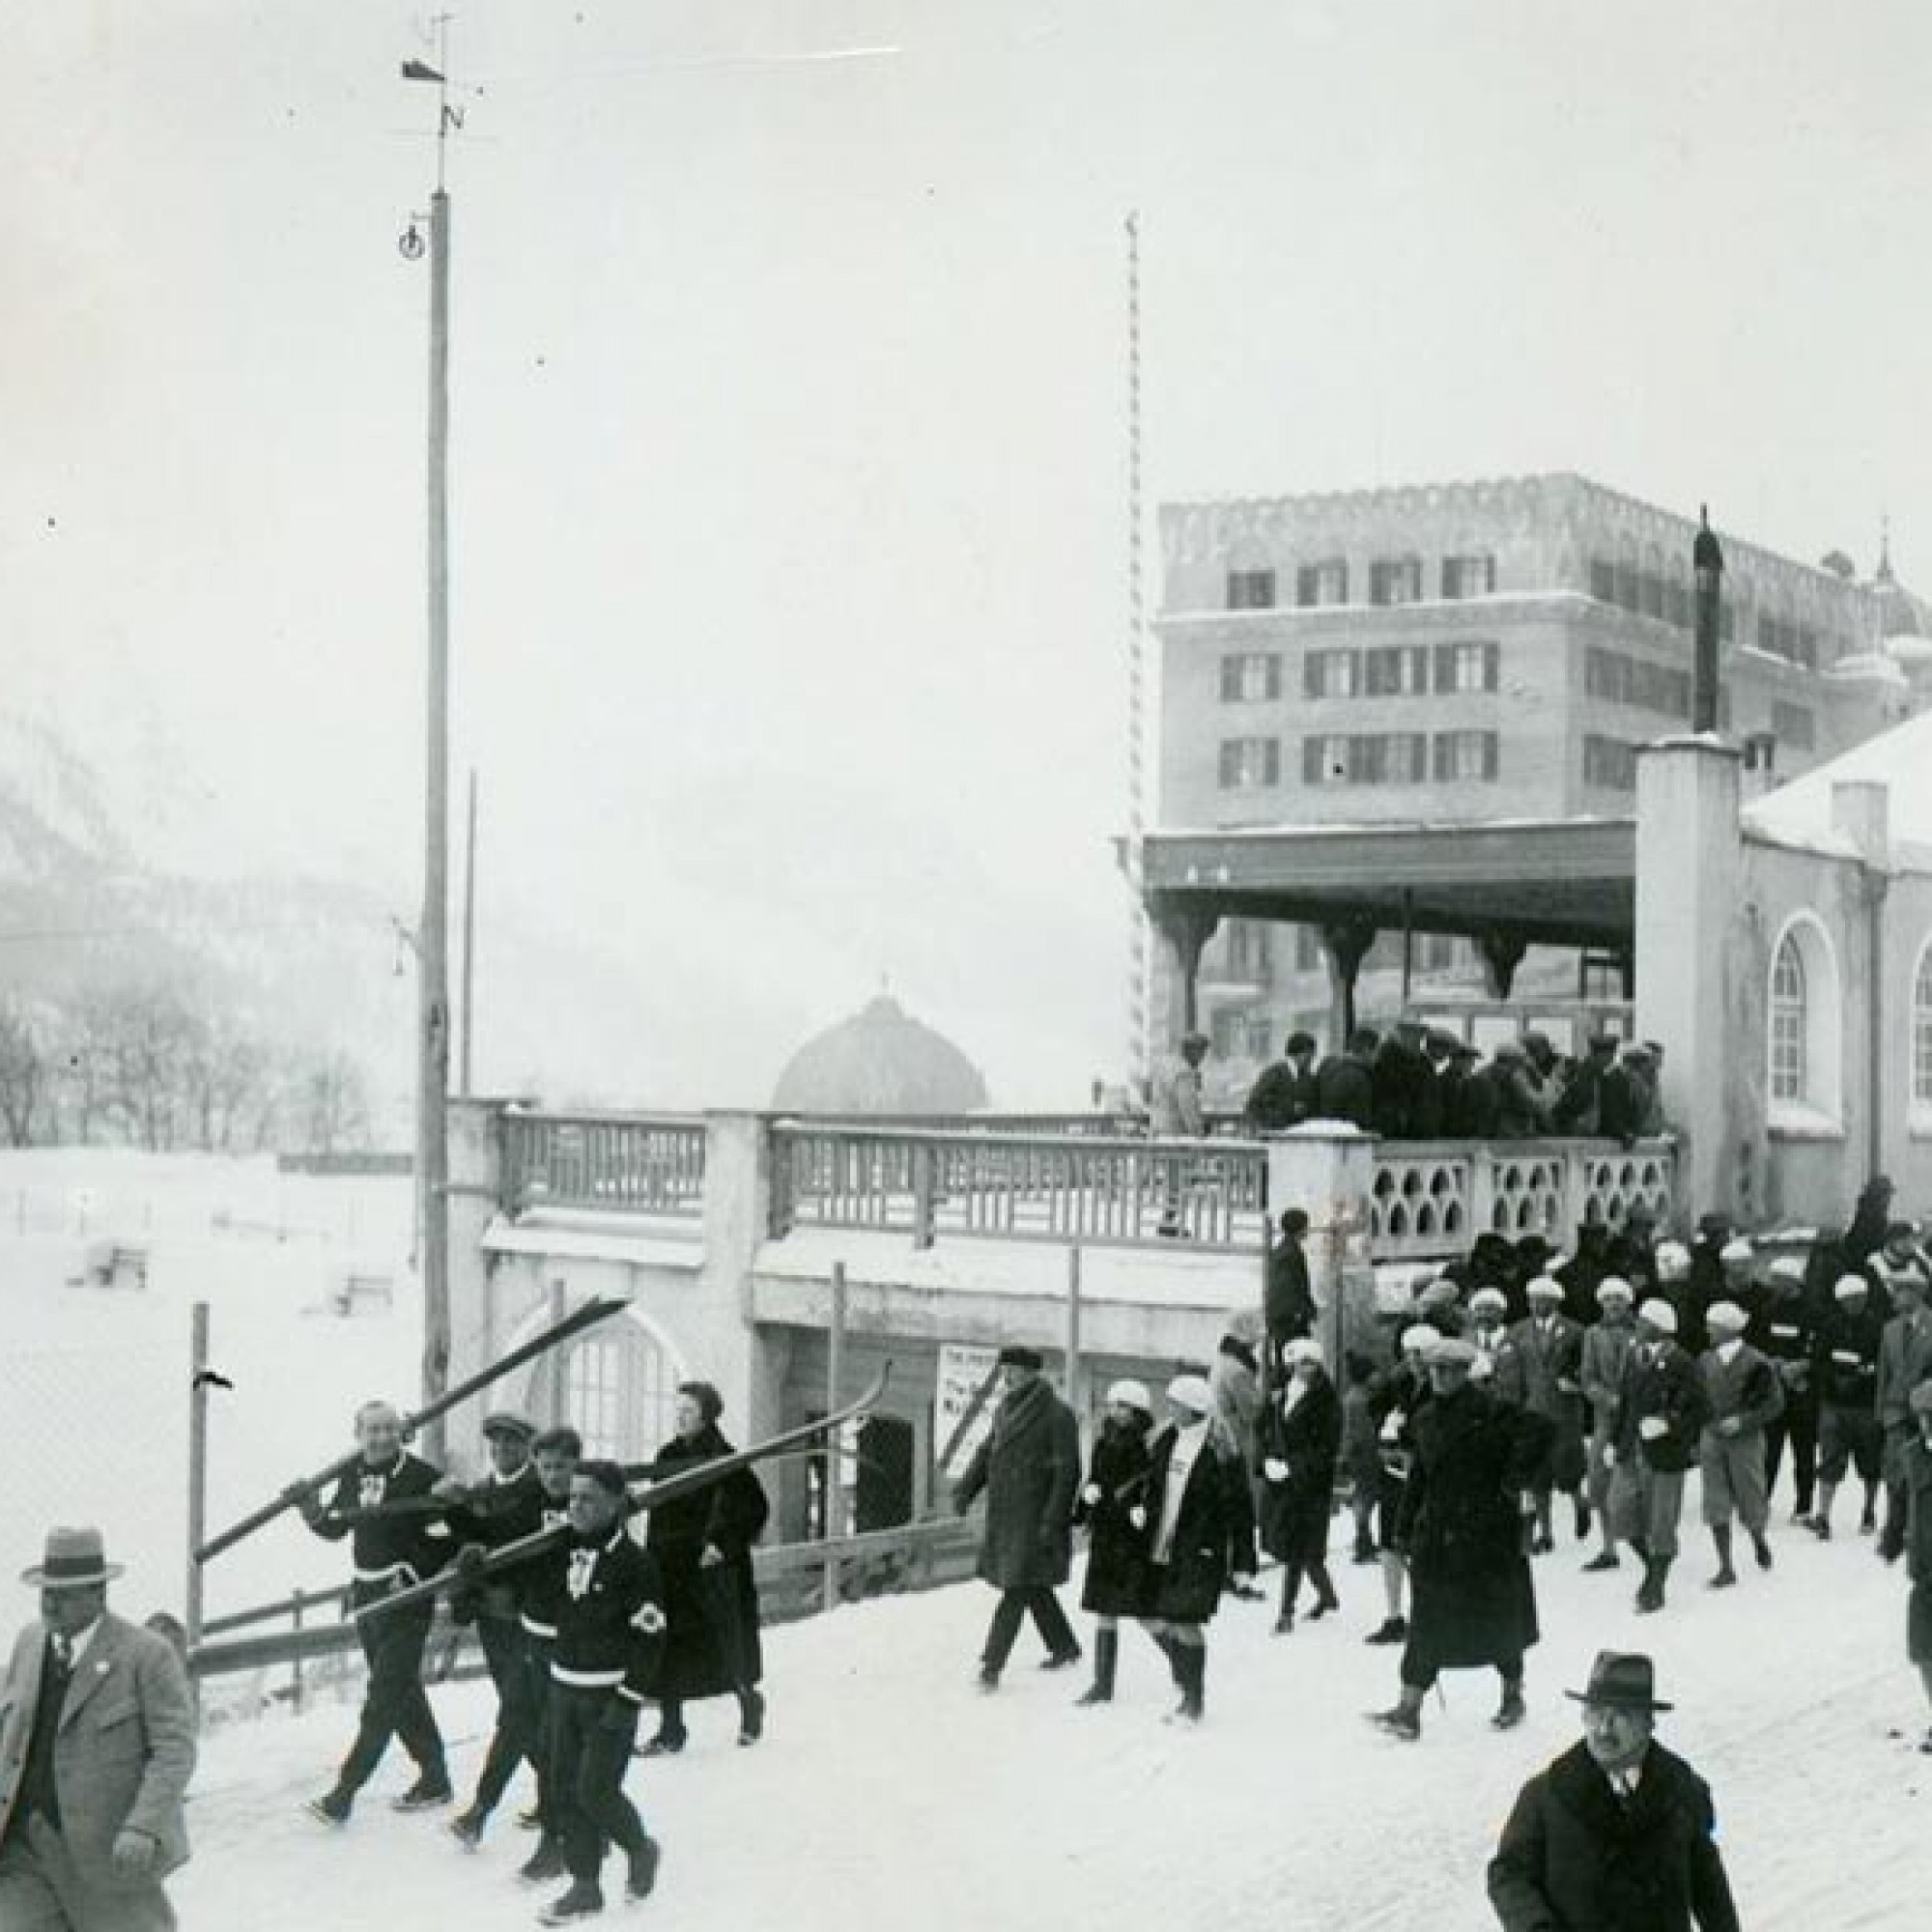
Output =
[
  {"x1": 1488, "y1": 1651, "x2": 1739, "y2": 1930},
  {"x1": 1369, "y1": 1336, "x2": 1550, "y2": 1742},
  {"x1": 439, "y1": 1412, "x2": 544, "y2": 1847},
  {"x1": 953, "y1": 1346, "x2": 1082, "y2": 1688},
  {"x1": 0, "y1": 1526, "x2": 197, "y2": 1930}
]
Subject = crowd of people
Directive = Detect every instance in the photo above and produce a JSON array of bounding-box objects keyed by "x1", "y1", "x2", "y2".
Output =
[
  {"x1": 1237, "y1": 1020, "x2": 1671, "y2": 1142},
  {"x1": 950, "y1": 1172, "x2": 1932, "y2": 1927}
]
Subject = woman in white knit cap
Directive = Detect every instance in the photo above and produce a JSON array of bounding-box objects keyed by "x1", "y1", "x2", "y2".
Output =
[
  {"x1": 1069, "y1": 1381, "x2": 1154, "y2": 1708},
  {"x1": 1136, "y1": 1375, "x2": 1230, "y2": 1723}
]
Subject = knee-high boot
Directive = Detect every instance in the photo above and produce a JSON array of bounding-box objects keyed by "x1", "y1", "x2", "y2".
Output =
[{"x1": 1076, "y1": 1629, "x2": 1118, "y2": 1707}]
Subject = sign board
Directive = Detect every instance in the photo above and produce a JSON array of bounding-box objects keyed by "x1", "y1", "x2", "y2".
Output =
[{"x1": 935, "y1": 1343, "x2": 1001, "y2": 1481}]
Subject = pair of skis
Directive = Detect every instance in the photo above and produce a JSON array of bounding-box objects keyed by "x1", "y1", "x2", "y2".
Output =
[{"x1": 357, "y1": 1365, "x2": 894, "y2": 1625}]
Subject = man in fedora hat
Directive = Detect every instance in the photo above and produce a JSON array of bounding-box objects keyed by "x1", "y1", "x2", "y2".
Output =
[
  {"x1": 1488, "y1": 1650, "x2": 1739, "y2": 1930},
  {"x1": 952, "y1": 1346, "x2": 1083, "y2": 1688},
  {"x1": 0, "y1": 1526, "x2": 196, "y2": 1930}
]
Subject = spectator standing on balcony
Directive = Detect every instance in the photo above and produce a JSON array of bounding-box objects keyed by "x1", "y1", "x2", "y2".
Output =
[
  {"x1": 1811, "y1": 1274, "x2": 1887, "y2": 1540},
  {"x1": 1265, "y1": 1209, "x2": 1317, "y2": 1359},
  {"x1": 1261, "y1": 1339, "x2": 1342, "y2": 1633},
  {"x1": 1367, "y1": 1337, "x2": 1549, "y2": 1743},
  {"x1": 1150, "y1": 1032, "x2": 1210, "y2": 1237},
  {"x1": 1243, "y1": 1032, "x2": 1318, "y2": 1134},
  {"x1": 954, "y1": 1347, "x2": 1083, "y2": 1689},
  {"x1": 1208, "y1": 1311, "x2": 1266, "y2": 1601},
  {"x1": 1611, "y1": 1301, "x2": 1709, "y2": 1616},
  {"x1": 1484, "y1": 1039, "x2": 1548, "y2": 1140},
  {"x1": 1877, "y1": 1268, "x2": 1932, "y2": 1556},
  {"x1": 1493, "y1": 1277, "x2": 1588, "y2": 1552},
  {"x1": 1551, "y1": 1035, "x2": 1617, "y2": 1137},
  {"x1": 1580, "y1": 1279, "x2": 1638, "y2": 1573},
  {"x1": 1441, "y1": 1042, "x2": 1495, "y2": 1137},
  {"x1": 1371, "y1": 1019, "x2": 1437, "y2": 1140},
  {"x1": 639, "y1": 1382, "x2": 770, "y2": 1756},
  {"x1": 1622, "y1": 1043, "x2": 1665, "y2": 1137},
  {"x1": 1695, "y1": 1301, "x2": 1782, "y2": 1587},
  {"x1": 1071, "y1": 1381, "x2": 1154, "y2": 1708},
  {"x1": 1312, "y1": 1029, "x2": 1378, "y2": 1131},
  {"x1": 297, "y1": 1400, "x2": 455, "y2": 1825},
  {"x1": 1137, "y1": 1376, "x2": 1230, "y2": 1722},
  {"x1": 1751, "y1": 1259, "x2": 1819, "y2": 1523}
]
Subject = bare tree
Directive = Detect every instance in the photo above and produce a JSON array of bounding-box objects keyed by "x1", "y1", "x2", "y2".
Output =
[
  {"x1": 292, "y1": 1051, "x2": 371, "y2": 1156},
  {"x1": 0, "y1": 997, "x2": 48, "y2": 1145}
]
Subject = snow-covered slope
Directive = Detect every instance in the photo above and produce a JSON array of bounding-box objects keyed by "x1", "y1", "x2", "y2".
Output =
[{"x1": 176, "y1": 1521, "x2": 1925, "y2": 1931}]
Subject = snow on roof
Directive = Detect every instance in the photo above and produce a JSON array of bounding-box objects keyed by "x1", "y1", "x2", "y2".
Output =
[{"x1": 1744, "y1": 708, "x2": 1932, "y2": 862}]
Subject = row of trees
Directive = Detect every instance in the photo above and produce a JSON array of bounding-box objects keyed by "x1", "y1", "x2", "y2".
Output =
[{"x1": 0, "y1": 985, "x2": 374, "y2": 1155}]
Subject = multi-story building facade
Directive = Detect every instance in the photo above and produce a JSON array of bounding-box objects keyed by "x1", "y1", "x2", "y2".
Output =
[{"x1": 1154, "y1": 472, "x2": 1931, "y2": 1088}]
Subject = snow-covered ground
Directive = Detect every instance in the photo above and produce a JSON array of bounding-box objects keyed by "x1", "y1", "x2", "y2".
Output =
[{"x1": 179, "y1": 1523, "x2": 1926, "y2": 1931}]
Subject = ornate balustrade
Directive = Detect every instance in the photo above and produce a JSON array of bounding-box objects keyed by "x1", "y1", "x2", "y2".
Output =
[
  {"x1": 1369, "y1": 1139, "x2": 1675, "y2": 1260},
  {"x1": 502, "y1": 1110, "x2": 708, "y2": 1216},
  {"x1": 767, "y1": 1122, "x2": 1268, "y2": 1253}
]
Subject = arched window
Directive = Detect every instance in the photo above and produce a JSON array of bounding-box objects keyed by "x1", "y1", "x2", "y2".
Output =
[
  {"x1": 1913, "y1": 943, "x2": 1932, "y2": 1108},
  {"x1": 1765, "y1": 912, "x2": 1842, "y2": 1131},
  {"x1": 1770, "y1": 938, "x2": 1805, "y2": 1102}
]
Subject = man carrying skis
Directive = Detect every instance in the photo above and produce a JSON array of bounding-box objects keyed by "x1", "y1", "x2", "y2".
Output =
[
  {"x1": 295, "y1": 1401, "x2": 454, "y2": 1824},
  {"x1": 533, "y1": 1461, "x2": 667, "y2": 1926}
]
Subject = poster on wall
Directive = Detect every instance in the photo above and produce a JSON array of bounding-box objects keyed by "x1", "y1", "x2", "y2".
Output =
[{"x1": 934, "y1": 1342, "x2": 1002, "y2": 1480}]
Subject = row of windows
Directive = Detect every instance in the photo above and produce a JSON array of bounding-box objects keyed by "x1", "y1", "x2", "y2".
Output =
[
  {"x1": 1212, "y1": 922, "x2": 1471, "y2": 996},
  {"x1": 1223, "y1": 552, "x2": 1496, "y2": 612},
  {"x1": 1756, "y1": 612, "x2": 1820, "y2": 670},
  {"x1": 1586, "y1": 553, "x2": 1851, "y2": 671},
  {"x1": 1300, "y1": 639, "x2": 1501, "y2": 699},
  {"x1": 1584, "y1": 645, "x2": 1690, "y2": 719},
  {"x1": 1216, "y1": 730, "x2": 1501, "y2": 788},
  {"x1": 1582, "y1": 734, "x2": 1640, "y2": 792}
]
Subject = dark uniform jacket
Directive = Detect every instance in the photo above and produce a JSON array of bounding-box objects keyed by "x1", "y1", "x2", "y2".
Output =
[
  {"x1": 1747, "y1": 1299, "x2": 1816, "y2": 1406},
  {"x1": 306, "y1": 1452, "x2": 452, "y2": 1589},
  {"x1": 1815, "y1": 1303, "x2": 1885, "y2": 1413},
  {"x1": 1243, "y1": 1060, "x2": 1314, "y2": 1133},
  {"x1": 1311, "y1": 1052, "x2": 1375, "y2": 1131},
  {"x1": 446, "y1": 1463, "x2": 546, "y2": 1623},
  {"x1": 1696, "y1": 1342, "x2": 1784, "y2": 1435},
  {"x1": 1614, "y1": 1343, "x2": 1708, "y2": 1474},
  {"x1": 1489, "y1": 1739, "x2": 1740, "y2": 1931},
  {"x1": 549, "y1": 1524, "x2": 667, "y2": 1704}
]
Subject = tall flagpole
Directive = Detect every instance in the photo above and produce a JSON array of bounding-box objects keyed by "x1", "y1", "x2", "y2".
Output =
[{"x1": 1123, "y1": 213, "x2": 1151, "y2": 1101}]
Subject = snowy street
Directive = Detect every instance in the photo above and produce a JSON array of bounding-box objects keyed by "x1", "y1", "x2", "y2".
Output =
[{"x1": 178, "y1": 1520, "x2": 1925, "y2": 1931}]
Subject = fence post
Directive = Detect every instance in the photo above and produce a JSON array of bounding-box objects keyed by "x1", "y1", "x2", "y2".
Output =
[
  {"x1": 185, "y1": 1303, "x2": 211, "y2": 1653},
  {"x1": 822, "y1": 1263, "x2": 847, "y2": 1613},
  {"x1": 910, "y1": 1143, "x2": 935, "y2": 1250},
  {"x1": 291, "y1": 1589, "x2": 306, "y2": 1715},
  {"x1": 1064, "y1": 1245, "x2": 1085, "y2": 1434}
]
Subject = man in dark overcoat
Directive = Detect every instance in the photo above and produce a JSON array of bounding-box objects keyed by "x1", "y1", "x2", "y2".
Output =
[
  {"x1": 1369, "y1": 1336, "x2": 1549, "y2": 1742},
  {"x1": 952, "y1": 1345, "x2": 1082, "y2": 1688},
  {"x1": 1488, "y1": 1651, "x2": 1740, "y2": 1931}
]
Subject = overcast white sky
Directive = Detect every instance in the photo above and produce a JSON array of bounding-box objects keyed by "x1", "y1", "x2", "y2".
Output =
[{"x1": 6, "y1": 0, "x2": 1932, "y2": 1107}]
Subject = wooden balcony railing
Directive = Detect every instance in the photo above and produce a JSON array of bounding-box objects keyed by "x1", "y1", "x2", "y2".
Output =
[
  {"x1": 503, "y1": 1110, "x2": 707, "y2": 1217},
  {"x1": 767, "y1": 1122, "x2": 1269, "y2": 1253}
]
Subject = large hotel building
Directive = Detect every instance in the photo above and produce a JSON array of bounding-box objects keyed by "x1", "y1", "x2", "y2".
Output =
[{"x1": 1153, "y1": 471, "x2": 1932, "y2": 1092}]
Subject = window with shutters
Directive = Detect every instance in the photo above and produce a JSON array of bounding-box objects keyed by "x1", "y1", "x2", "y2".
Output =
[
  {"x1": 1223, "y1": 919, "x2": 1271, "y2": 980},
  {"x1": 1435, "y1": 639, "x2": 1499, "y2": 695},
  {"x1": 1303, "y1": 648, "x2": 1358, "y2": 699},
  {"x1": 1296, "y1": 558, "x2": 1350, "y2": 607},
  {"x1": 1219, "y1": 651, "x2": 1282, "y2": 702},
  {"x1": 1369, "y1": 556, "x2": 1423, "y2": 606},
  {"x1": 1582, "y1": 735, "x2": 1639, "y2": 792},
  {"x1": 1441, "y1": 554, "x2": 1495, "y2": 600},
  {"x1": 1217, "y1": 737, "x2": 1280, "y2": 789},
  {"x1": 1364, "y1": 645, "x2": 1431, "y2": 696},
  {"x1": 1433, "y1": 730, "x2": 1499, "y2": 782},
  {"x1": 1226, "y1": 568, "x2": 1277, "y2": 611}
]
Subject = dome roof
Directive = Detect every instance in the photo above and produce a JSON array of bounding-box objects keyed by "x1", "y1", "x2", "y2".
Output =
[{"x1": 772, "y1": 994, "x2": 990, "y2": 1117}]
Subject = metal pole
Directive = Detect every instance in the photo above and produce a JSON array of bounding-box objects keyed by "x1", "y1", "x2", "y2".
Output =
[
  {"x1": 823, "y1": 1263, "x2": 847, "y2": 1612},
  {"x1": 1064, "y1": 1245, "x2": 1085, "y2": 1433},
  {"x1": 460, "y1": 767, "x2": 477, "y2": 1096},
  {"x1": 418, "y1": 179, "x2": 453, "y2": 1463},
  {"x1": 185, "y1": 1302, "x2": 210, "y2": 1650}
]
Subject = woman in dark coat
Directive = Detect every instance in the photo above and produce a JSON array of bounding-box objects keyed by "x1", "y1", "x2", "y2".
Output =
[
  {"x1": 1259, "y1": 1339, "x2": 1342, "y2": 1633},
  {"x1": 640, "y1": 1381, "x2": 770, "y2": 1755},
  {"x1": 1070, "y1": 1380, "x2": 1154, "y2": 1707},
  {"x1": 1136, "y1": 1375, "x2": 1232, "y2": 1723},
  {"x1": 1370, "y1": 1338, "x2": 1552, "y2": 1742}
]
